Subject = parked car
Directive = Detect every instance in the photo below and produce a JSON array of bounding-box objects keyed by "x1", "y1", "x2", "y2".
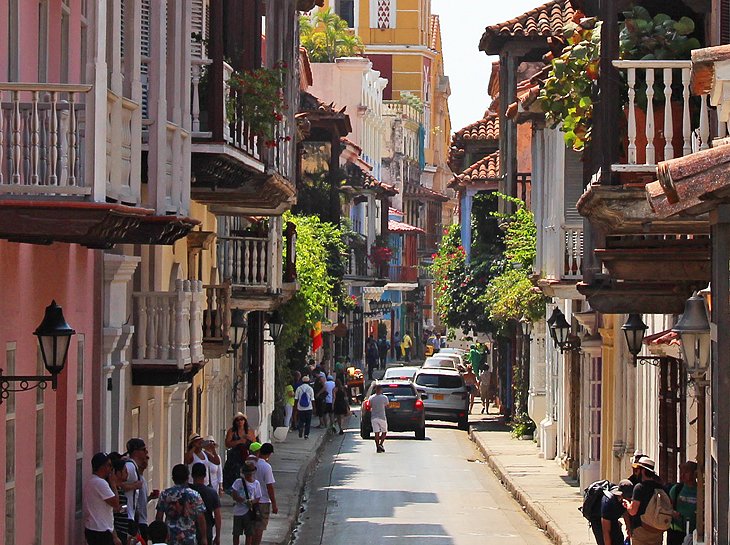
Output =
[
  {"x1": 422, "y1": 355, "x2": 458, "y2": 370},
  {"x1": 360, "y1": 380, "x2": 426, "y2": 440},
  {"x1": 382, "y1": 366, "x2": 421, "y2": 381},
  {"x1": 413, "y1": 368, "x2": 469, "y2": 430}
]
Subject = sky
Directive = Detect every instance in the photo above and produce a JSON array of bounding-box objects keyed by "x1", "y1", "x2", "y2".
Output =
[{"x1": 431, "y1": 0, "x2": 547, "y2": 132}]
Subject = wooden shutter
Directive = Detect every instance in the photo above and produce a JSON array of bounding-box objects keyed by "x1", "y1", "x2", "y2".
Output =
[
  {"x1": 722, "y1": 0, "x2": 730, "y2": 44},
  {"x1": 191, "y1": 0, "x2": 208, "y2": 58},
  {"x1": 563, "y1": 149, "x2": 584, "y2": 225},
  {"x1": 140, "y1": 0, "x2": 151, "y2": 118}
]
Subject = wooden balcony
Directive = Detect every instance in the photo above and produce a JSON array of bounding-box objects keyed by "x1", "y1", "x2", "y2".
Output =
[
  {"x1": 538, "y1": 226, "x2": 584, "y2": 298},
  {"x1": 202, "y1": 281, "x2": 231, "y2": 359},
  {"x1": 388, "y1": 264, "x2": 418, "y2": 283},
  {"x1": 130, "y1": 280, "x2": 205, "y2": 385},
  {"x1": 0, "y1": 83, "x2": 197, "y2": 246}
]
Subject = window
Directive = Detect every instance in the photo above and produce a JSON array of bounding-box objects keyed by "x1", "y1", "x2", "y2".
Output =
[
  {"x1": 61, "y1": 6, "x2": 70, "y2": 83},
  {"x1": 336, "y1": 0, "x2": 355, "y2": 28},
  {"x1": 588, "y1": 356, "x2": 602, "y2": 462},
  {"x1": 380, "y1": 385, "x2": 417, "y2": 397},
  {"x1": 38, "y1": 0, "x2": 48, "y2": 82},
  {"x1": 7, "y1": 0, "x2": 19, "y2": 81},
  {"x1": 75, "y1": 335, "x2": 84, "y2": 518},
  {"x1": 414, "y1": 373, "x2": 464, "y2": 389},
  {"x1": 35, "y1": 474, "x2": 43, "y2": 544},
  {"x1": 5, "y1": 344, "x2": 16, "y2": 545},
  {"x1": 5, "y1": 489, "x2": 14, "y2": 545}
]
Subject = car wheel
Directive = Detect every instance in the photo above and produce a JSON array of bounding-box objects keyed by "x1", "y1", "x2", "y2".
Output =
[
  {"x1": 360, "y1": 426, "x2": 371, "y2": 439},
  {"x1": 415, "y1": 426, "x2": 426, "y2": 440},
  {"x1": 458, "y1": 415, "x2": 469, "y2": 431}
]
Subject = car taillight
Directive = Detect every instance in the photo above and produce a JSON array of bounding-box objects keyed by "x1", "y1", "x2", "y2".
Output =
[
  {"x1": 415, "y1": 399, "x2": 424, "y2": 410},
  {"x1": 363, "y1": 400, "x2": 371, "y2": 411}
]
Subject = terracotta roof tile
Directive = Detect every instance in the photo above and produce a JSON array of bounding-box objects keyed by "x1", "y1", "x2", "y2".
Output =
[
  {"x1": 479, "y1": 0, "x2": 577, "y2": 54},
  {"x1": 388, "y1": 219, "x2": 424, "y2": 234},
  {"x1": 363, "y1": 171, "x2": 398, "y2": 195},
  {"x1": 455, "y1": 115, "x2": 499, "y2": 143},
  {"x1": 430, "y1": 15, "x2": 440, "y2": 50},
  {"x1": 457, "y1": 152, "x2": 501, "y2": 184}
]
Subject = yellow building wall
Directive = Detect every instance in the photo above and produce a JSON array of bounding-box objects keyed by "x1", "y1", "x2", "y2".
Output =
[{"x1": 599, "y1": 316, "x2": 618, "y2": 482}]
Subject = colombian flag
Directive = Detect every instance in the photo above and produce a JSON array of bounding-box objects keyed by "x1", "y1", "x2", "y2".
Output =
[{"x1": 311, "y1": 321, "x2": 323, "y2": 352}]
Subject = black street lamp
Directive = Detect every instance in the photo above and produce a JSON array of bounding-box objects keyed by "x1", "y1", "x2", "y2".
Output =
[
  {"x1": 550, "y1": 309, "x2": 572, "y2": 352},
  {"x1": 520, "y1": 316, "x2": 533, "y2": 339},
  {"x1": 229, "y1": 309, "x2": 248, "y2": 351},
  {"x1": 546, "y1": 307, "x2": 562, "y2": 348},
  {"x1": 267, "y1": 310, "x2": 284, "y2": 344},
  {"x1": 621, "y1": 313, "x2": 648, "y2": 365},
  {"x1": 0, "y1": 300, "x2": 76, "y2": 403},
  {"x1": 672, "y1": 293, "x2": 711, "y2": 379}
]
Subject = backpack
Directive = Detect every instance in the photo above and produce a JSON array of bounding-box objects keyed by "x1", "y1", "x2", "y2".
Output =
[
  {"x1": 580, "y1": 480, "x2": 612, "y2": 521},
  {"x1": 641, "y1": 487, "x2": 674, "y2": 531},
  {"x1": 299, "y1": 388, "x2": 311, "y2": 408}
]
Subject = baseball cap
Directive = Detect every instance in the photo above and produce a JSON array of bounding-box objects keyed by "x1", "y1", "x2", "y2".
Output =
[
  {"x1": 249, "y1": 442, "x2": 262, "y2": 453},
  {"x1": 242, "y1": 462, "x2": 257, "y2": 474},
  {"x1": 91, "y1": 452, "x2": 111, "y2": 472},
  {"x1": 609, "y1": 479, "x2": 635, "y2": 499},
  {"x1": 302, "y1": 375, "x2": 311, "y2": 382}
]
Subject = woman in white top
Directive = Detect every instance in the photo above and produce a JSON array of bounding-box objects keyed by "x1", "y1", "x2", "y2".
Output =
[{"x1": 184, "y1": 433, "x2": 221, "y2": 485}]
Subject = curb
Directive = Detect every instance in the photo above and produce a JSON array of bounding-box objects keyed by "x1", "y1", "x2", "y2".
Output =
[
  {"x1": 275, "y1": 429, "x2": 333, "y2": 545},
  {"x1": 468, "y1": 427, "x2": 573, "y2": 545}
]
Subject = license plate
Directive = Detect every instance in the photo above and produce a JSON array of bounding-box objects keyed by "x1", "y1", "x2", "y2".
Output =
[
  {"x1": 389, "y1": 401, "x2": 400, "y2": 408},
  {"x1": 434, "y1": 394, "x2": 444, "y2": 400}
]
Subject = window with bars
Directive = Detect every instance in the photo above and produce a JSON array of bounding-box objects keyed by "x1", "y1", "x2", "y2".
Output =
[
  {"x1": 588, "y1": 356, "x2": 602, "y2": 461},
  {"x1": 7, "y1": 0, "x2": 19, "y2": 81},
  {"x1": 75, "y1": 336, "x2": 85, "y2": 518}
]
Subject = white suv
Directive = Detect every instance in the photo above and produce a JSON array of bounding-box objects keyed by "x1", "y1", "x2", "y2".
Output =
[{"x1": 413, "y1": 368, "x2": 469, "y2": 430}]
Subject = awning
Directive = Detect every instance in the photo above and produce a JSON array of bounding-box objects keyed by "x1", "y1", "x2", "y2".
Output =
[
  {"x1": 643, "y1": 329, "x2": 681, "y2": 359},
  {"x1": 384, "y1": 282, "x2": 419, "y2": 292}
]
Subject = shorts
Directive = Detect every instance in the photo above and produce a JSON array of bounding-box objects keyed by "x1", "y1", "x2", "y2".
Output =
[
  {"x1": 233, "y1": 514, "x2": 256, "y2": 537},
  {"x1": 255, "y1": 503, "x2": 272, "y2": 531},
  {"x1": 371, "y1": 417, "x2": 388, "y2": 433},
  {"x1": 324, "y1": 402, "x2": 333, "y2": 414},
  {"x1": 84, "y1": 529, "x2": 114, "y2": 545}
]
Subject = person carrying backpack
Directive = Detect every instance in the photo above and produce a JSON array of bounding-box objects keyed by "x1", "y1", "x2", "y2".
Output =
[
  {"x1": 625, "y1": 457, "x2": 672, "y2": 545},
  {"x1": 294, "y1": 376, "x2": 315, "y2": 439},
  {"x1": 668, "y1": 461, "x2": 698, "y2": 545}
]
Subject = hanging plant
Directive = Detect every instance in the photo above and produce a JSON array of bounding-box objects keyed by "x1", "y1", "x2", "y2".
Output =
[
  {"x1": 227, "y1": 62, "x2": 290, "y2": 147},
  {"x1": 539, "y1": 13, "x2": 601, "y2": 151}
]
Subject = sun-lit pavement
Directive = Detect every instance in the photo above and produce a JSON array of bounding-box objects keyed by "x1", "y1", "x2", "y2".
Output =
[{"x1": 290, "y1": 411, "x2": 557, "y2": 545}]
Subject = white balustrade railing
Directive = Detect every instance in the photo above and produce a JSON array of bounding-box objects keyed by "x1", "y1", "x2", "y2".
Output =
[
  {"x1": 106, "y1": 91, "x2": 141, "y2": 204},
  {"x1": 218, "y1": 235, "x2": 271, "y2": 288},
  {"x1": 561, "y1": 227, "x2": 583, "y2": 280},
  {"x1": 612, "y1": 60, "x2": 712, "y2": 171},
  {"x1": 202, "y1": 282, "x2": 231, "y2": 342},
  {"x1": 0, "y1": 83, "x2": 91, "y2": 195},
  {"x1": 190, "y1": 60, "x2": 260, "y2": 160},
  {"x1": 132, "y1": 279, "x2": 204, "y2": 368}
]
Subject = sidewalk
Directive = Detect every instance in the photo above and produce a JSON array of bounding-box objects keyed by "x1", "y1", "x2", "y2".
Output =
[
  {"x1": 469, "y1": 413, "x2": 595, "y2": 545},
  {"x1": 218, "y1": 421, "x2": 332, "y2": 545}
]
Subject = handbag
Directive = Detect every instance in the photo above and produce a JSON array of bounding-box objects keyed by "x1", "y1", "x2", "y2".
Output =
[{"x1": 242, "y1": 480, "x2": 260, "y2": 521}]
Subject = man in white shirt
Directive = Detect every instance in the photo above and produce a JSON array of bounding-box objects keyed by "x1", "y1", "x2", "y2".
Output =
[
  {"x1": 294, "y1": 375, "x2": 315, "y2": 439},
  {"x1": 83, "y1": 452, "x2": 122, "y2": 545},
  {"x1": 252, "y1": 443, "x2": 278, "y2": 545},
  {"x1": 368, "y1": 384, "x2": 390, "y2": 453}
]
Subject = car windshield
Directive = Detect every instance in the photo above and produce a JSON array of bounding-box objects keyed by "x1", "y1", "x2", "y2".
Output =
[
  {"x1": 415, "y1": 374, "x2": 464, "y2": 389},
  {"x1": 384, "y1": 368, "x2": 417, "y2": 379},
  {"x1": 423, "y1": 358, "x2": 455, "y2": 368},
  {"x1": 380, "y1": 385, "x2": 417, "y2": 397}
]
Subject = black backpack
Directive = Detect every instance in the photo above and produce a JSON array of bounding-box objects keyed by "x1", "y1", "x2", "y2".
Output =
[{"x1": 580, "y1": 480, "x2": 613, "y2": 521}]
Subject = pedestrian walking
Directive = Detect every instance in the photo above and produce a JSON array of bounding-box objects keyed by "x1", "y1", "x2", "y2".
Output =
[
  {"x1": 477, "y1": 362, "x2": 491, "y2": 413},
  {"x1": 401, "y1": 332, "x2": 413, "y2": 361},
  {"x1": 83, "y1": 452, "x2": 122, "y2": 545},
  {"x1": 190, "y1": 462, "x2": 222, "y2": 545},
  {"x1": 377, "y1": 335, "x2": 390, "y2": 368},
  {"x1": 204, "y1": 437, "x2": 224, "y2": 496},
  {"x1": 366, "y1": 336, "x2": 379, "y2": 380},
  {"x1": 185, "y1": 433, "x2": 221, "y2": 485},
  {"x1": 284, "y1": 381, "x2": 295, "y2": 430},
  {"x1": 668, "y1": 461, "x2": 698, "y2": 545},
  {"x1": 252, "y1": 443, "x2": 278, "y2": 545},
  {"x1": 314, "y1": 373, "x2": 327, "y2": 427},
  {"x1": 463, "y1": 367, "x2": 478, "y2": 413},
  {"x1": 295, "y1": 375, "x2": 315, "y2": 439},
  {"x1": 324, "y1": 375, "x2": 337, "y2": 431},
  {"x1": 231, "y1": 462, "x2": 262, "y2": 545},
  {"x1": 625, "y1": 457, "x2": 671, "y2": 545},
  {"x1": 333, "y1": 379, "x2": 350, "y2": 434},
  {"x1": 368, "y1": 384, "x2": 390, "y2": 453},
  {"x1": 122, "y1": 438, "x2": 151, "y2": 541},
  {"x1": 155, "y1": 464, "x2": 208, "y2": 545},
  {"x1": 290, "y1": 371, "x2": 303, "y2": 431},
  {"x1": 223, "y1": 413, "x2": 256, "y2": 490}
]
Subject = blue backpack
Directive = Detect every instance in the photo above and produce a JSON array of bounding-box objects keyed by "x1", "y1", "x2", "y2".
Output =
[{"x1": 299, "y1": 389, "x2": 311, "y2": 408}]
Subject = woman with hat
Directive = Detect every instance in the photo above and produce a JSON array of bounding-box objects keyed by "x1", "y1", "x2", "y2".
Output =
[
  {"x1": 185, "y1": 433, "x2": 220, "y2": 485},
  {"x1": 223, "y1": 414, "x2": 257, "y2": 490}
]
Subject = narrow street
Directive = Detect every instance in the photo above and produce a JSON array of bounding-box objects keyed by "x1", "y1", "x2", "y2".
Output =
[{"x1": 290, "y1": 413, "x2": 554, "y2": 545}]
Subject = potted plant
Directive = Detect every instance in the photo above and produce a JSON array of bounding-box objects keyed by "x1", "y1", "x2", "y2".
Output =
[
  {"x1": 368, "y1": 236, "x2": 394, "y2": 277},
  {"x1": 226, "y1": 62, "x2": 290, "y2": 149}
]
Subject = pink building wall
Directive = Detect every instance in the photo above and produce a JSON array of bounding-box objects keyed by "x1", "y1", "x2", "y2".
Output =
[{"x1": 0, "y1": 241, "x2": 101, "y2": 545}]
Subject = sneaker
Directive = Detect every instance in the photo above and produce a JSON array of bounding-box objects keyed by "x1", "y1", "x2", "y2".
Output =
[
  {"x1": 339, "y1": 429, "x2": 344, "y2": 435},
  {"x1": 380, "y1": 445, "x2": 385, "y2": 452},
  {"x1": 304, "y1": 435, "x2": 309, "y2": 439}
]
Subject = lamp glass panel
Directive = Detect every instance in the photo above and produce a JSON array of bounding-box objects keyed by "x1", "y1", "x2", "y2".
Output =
[
  {"x1": 699, "y1": 333, "x2": 711, "y2": 370},
  {"x1": 623, "y1": 328, "x2": 644, "y2": 357},
  {"x1": 679, "y1": 331, "x2": 698, "y2": 372},
  {"x1": 554, "y1": 325, "x2": 569, "y2": 345},
  {"x1": 270, "y1": 323, "x2": 284, "y2": 342},
  {"x1": 41, "y1": 334, "x2": 71, "y2": 374}
]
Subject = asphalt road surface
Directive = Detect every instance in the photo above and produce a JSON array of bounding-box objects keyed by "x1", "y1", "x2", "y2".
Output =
[{"x1": 290, "y1": 415, "x2": 554, "y2": 545}]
